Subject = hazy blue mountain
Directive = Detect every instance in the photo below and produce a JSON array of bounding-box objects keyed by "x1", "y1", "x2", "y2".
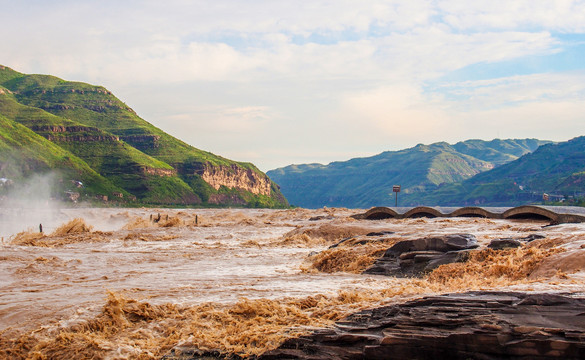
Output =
[
  {"x1": 421, "y1": 136, "x2": 585, "y2": 206},
  {"x1": 267, "y1": 139, "x2": 549, "y2": 208}
]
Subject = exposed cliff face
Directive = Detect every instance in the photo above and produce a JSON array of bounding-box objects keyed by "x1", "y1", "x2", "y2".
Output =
[
  {"x1": 32, "y1": 125, "x2": 120, "y2": 142},
  {"x1": 201, "y1": 164, "x2": 272, "y2": 196},
  {"x1": 142, "y1": 166, "x2": 175, "y2": 177},
  {"x1": 31, "y1": 125, "x2": 101, "y2": 133},
  {"x1": 45, "y1": 134, "x2": 120, "y2": 142}
]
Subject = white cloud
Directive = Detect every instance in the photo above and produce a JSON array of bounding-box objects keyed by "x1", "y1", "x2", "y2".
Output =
[
  {"x1": 139, "y1": 0, "x2": 436, "y2": 35},
  {"x1": 339, "y1": 84, "x2": 449, "y2": 138},
  {"x1": 438, "y1": 0, "x2": 585, "y2": 32},
  {"x1": 1, "y1": 0, "x2": 584, "y2": 170},
  {"x1": 0, "y1": 1, "x2": 563, "y2": 86},
  {"x1": 204, "y1": 105, "x2": 274, "y2": 133},
  {"x1": 371, "y1": 29, "x2": 557, "y2": 81},
  {"x1": 423, "y1": 72, "x2": 585, "y2": 141},
  {"x1": 442, "y1": 71, "x2": 585, "y2": 109},
  {"x1": 453, "y1": 100, "x2": 585, "y2": 141}
]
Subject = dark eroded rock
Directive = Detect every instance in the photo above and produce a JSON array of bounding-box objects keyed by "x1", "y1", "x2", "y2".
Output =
[
  {"x1": 261, "y1": 291, "x2": 585, "y2": 360},
  {"x1": 488, "y1": 234, "x2": 547, "y2": 250},
  {"x1": 366, "y1": 231, "x2": 395, "y2": 237},
  {"x1": 309, "y1": 215, "x2": 335, "y2": 221},
  {"x1": 488, "y1": 238, "x2": 523, "y2": 250},
  {"x1": 364, "y1": 234, "x2": 478, "y2": 277},
  {"x1": 523, "y1": 234, "x2": 546, "y2": 242}
]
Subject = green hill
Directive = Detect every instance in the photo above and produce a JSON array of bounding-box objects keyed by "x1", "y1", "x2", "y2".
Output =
[
  {"x1": 452, "y1": 138, "x2": 547, "y2": 166},
  {"x1": 0, "y1": 113, "x2": 124, "y2": 200},
  {"x1": 0, "y1": 87, "x2": 198, "y2": 204},
  {"x1": 0, "y1": 65, "x2": 288, "y2": 207},
  {"x1": 423, "y1": 136, "x2": 585, "y2": 206},
  {"x1": 267, "y1": 139, "x2": 548, "y2": 208}
]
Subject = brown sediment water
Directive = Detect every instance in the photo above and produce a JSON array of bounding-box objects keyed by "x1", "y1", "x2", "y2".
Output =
[
  {"x1": 1, "y1": 208, "x2": 585, "y2": 358},
  {"x1": 305, "y1": 244, "x2": 389, "y2": 273}
]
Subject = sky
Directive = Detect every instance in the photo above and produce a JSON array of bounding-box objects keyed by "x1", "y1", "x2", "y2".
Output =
[{"x1": 2, "y1": 0, "x2": 585, "y2": 171}]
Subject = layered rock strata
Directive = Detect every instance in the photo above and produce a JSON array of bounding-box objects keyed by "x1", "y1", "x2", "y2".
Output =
[
  {"x1": 201, "y1": 164, "x2": 272, "y2": 196},
  {"x1": 260, "y1": 291, "x2": 585, "y2": 360},
  {"x1": 164, "y1": 292, "x2": 585, "y2": 360}
]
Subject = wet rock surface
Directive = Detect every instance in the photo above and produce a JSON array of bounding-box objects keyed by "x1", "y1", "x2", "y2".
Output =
[
  {"x1": 488, "y1": 234, "x2": 546, "y2": 250},
  {"x1": 366, "y1": 231, "x2": 395, "y2": 237},
  {"x1": 488, "y1": 238, "x2": 523, "y2": 250},
  {"x1": 309, "y1": 215, "x2": 335, "y2": 221},
  {"x1": 259, "y1": 291, "x2": 585, "y2": 360},
  {"x1": 521, "y1": 234, "x2": 546, "y2": 242},
  {"x1": 364, "y1": 234, "x2": 478, "y2": 277}
]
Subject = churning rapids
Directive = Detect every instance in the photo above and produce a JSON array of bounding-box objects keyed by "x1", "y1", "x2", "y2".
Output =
[{"x1": 1, "y1": 207, "x2": 585, "y2": 358}]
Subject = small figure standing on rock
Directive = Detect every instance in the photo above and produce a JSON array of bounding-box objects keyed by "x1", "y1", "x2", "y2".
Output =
[{"x1": 39, "y1": 224, "x2": 43, "y2": 233}]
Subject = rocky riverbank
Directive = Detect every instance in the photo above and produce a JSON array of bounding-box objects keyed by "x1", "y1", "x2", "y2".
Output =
[
  {"x1": 260, "y1": 291, "x2": 585, "y2": 359},
  {"x1": 165, "y1": 291, "x2": 585, "y2": 359}
]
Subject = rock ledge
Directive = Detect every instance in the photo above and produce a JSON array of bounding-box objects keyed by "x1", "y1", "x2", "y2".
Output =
[
  {"x1": 261, "y1": 291, "x2": 585, "y2": 360},
  {"x1": 165, "y1": 291, "x2": 585, "y2": 360}
]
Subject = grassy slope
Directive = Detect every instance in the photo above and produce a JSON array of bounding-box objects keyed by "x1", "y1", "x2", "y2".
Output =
[
  {"x1": 0, "y1": 113, "x2": 123, "y2": 197},
  {"x1": 453, "y1": 138, "x2": 549, "y2": 166},
  {"x1": 0, "y1": 83, "x2": 199, "y2": 204},
  {"x1": 417, "y1": 137, "x2": 585, "y2": 206},
  {"x1": 1, "y1": 72, "x2": 258, "y2": 170}
]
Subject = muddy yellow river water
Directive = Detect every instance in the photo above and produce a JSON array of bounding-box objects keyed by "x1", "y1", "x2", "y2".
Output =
[{"x1": 1, "y1": 207, "x2": 584, "y2": 358}]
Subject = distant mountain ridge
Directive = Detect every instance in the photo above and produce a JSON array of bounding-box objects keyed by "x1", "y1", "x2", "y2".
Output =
[
  {"x1": 267, "y1": 139, "x2": 550, "y2": 208},
  {"x1": 0, "y1": 65, "x2": 288, "y2": 207},
  {"x1": 422, "y1": 136, "x2": 585, "y2": 206}
]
